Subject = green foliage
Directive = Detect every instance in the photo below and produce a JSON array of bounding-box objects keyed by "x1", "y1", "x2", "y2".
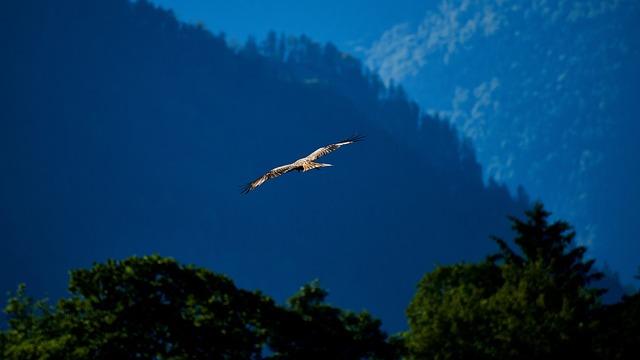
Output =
[
  {"x1": 587, "y1": 266, "x2": 640, "y2": 359},
  {"x1": 404, "y1": 202, "x2": 619, "y2": 360},
  {"x1": 591, "y1": 291, "x2": 640, "y2": 359},
  {"x1": 3, "y1": 204, "x2": 637, "y2": 359},
  {"x1": 493, "y1": 202, "x2": 604, "y2": 294},
  {"x1": 266, "y1": 280, "x2": 401, "y2": 360},
  {"x1": 405, "y1": 261, "x2": 502, "y2": 359},
  {"x1": 0, "y1": 284, "x2": 72, "y2": 359},
  {"x1": 1, "y1": 256, "x2": 399, "y2": 360}
]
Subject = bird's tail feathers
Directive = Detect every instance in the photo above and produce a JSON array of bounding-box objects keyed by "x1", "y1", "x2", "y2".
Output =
[{"x1": 303, "y1": 162, "x2": 332, "y2": 171}]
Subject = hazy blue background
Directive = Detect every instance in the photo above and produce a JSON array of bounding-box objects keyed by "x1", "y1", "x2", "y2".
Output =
[
  {"x1": 149, "y1": 0, "x2": 640, "y2": 284},
  {"x1": 1, "y1": 0, "x2": 637, "y2": 334}
]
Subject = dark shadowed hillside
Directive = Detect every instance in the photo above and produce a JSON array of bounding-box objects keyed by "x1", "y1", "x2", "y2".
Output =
[{"x1": 0, "y1": 0, "x2": 529, "y2": 332}]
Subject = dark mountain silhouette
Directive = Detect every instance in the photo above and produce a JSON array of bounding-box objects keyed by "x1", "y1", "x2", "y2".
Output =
[{"x1": 1, "y1": 0, "x2": 535, "y2": 332}]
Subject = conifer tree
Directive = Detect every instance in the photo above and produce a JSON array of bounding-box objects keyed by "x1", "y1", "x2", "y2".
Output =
[{"x1": 405, "y1": 203, "x2": 605, "y2": 359}]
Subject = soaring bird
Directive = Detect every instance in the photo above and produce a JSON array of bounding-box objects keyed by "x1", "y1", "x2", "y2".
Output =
[{"x1": 240, "y1": 134, "x2": 364, "y2": 194}]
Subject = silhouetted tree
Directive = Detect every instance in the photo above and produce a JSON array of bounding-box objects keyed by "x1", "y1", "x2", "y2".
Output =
[
  {"x1": 241, "y1": 36, "x2": 261, "y2": 61},
  {"x1": 590, "y1": 267, "x2": 640, "y2": 358},
  {"x1": 262, "y1": 31, "x2": 278, "y2": 59}
]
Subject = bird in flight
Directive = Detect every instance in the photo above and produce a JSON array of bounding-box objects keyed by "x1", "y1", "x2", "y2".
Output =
[{"x1": 240, "y1": 133, "x2": 364, "y2": 194}]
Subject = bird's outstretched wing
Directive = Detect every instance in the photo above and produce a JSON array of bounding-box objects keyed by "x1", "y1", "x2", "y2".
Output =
[
  {"x1": 240, "y1": 133, "x2": 364, "y2": 194},
  {"x1": 304, "y1": 133, "x2": 364, "y2": 161},
  {"x1": 239, "y1": 163, "x2": 298, "y2": 195}
]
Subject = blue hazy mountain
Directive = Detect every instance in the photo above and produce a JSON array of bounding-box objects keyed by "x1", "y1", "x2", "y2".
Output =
[
  {"x1": 1, "y1": 0, "x2": 602, "y2": 333},
  {"x1": 148, "y1": 0, "x2": 640, "y2": 287},
  {"x1": 362, "y1": 0, "x2": 640, "y2": 286}
]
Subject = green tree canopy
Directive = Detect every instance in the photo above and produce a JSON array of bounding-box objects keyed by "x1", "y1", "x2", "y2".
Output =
[
  {"x1": 1, "y1": 255, "x2": 399, "y2": 359},
  {"x1": 3, "y1": 205, "x2": 637, "y2": 359},
  {"x1": 405, "y1": 202, "x2": 609, "y2": 360},
  {"x1": 266, "y1": 280, "x2": 400, "y2": 360}
]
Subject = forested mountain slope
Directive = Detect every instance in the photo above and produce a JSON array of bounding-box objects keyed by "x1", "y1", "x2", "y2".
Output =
[{"x1": 0, "y1": 0, "x2": 528, "y2": 331}]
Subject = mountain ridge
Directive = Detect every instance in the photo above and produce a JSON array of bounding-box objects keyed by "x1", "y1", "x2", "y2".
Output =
[{"x1": 2, "y1": 0, "x2": 534, "y2": 332}]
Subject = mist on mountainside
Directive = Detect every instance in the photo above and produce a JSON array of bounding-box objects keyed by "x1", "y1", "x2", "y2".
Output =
[{"x1": 363, "y1": 0, "x2": 640, "y2": 286}]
